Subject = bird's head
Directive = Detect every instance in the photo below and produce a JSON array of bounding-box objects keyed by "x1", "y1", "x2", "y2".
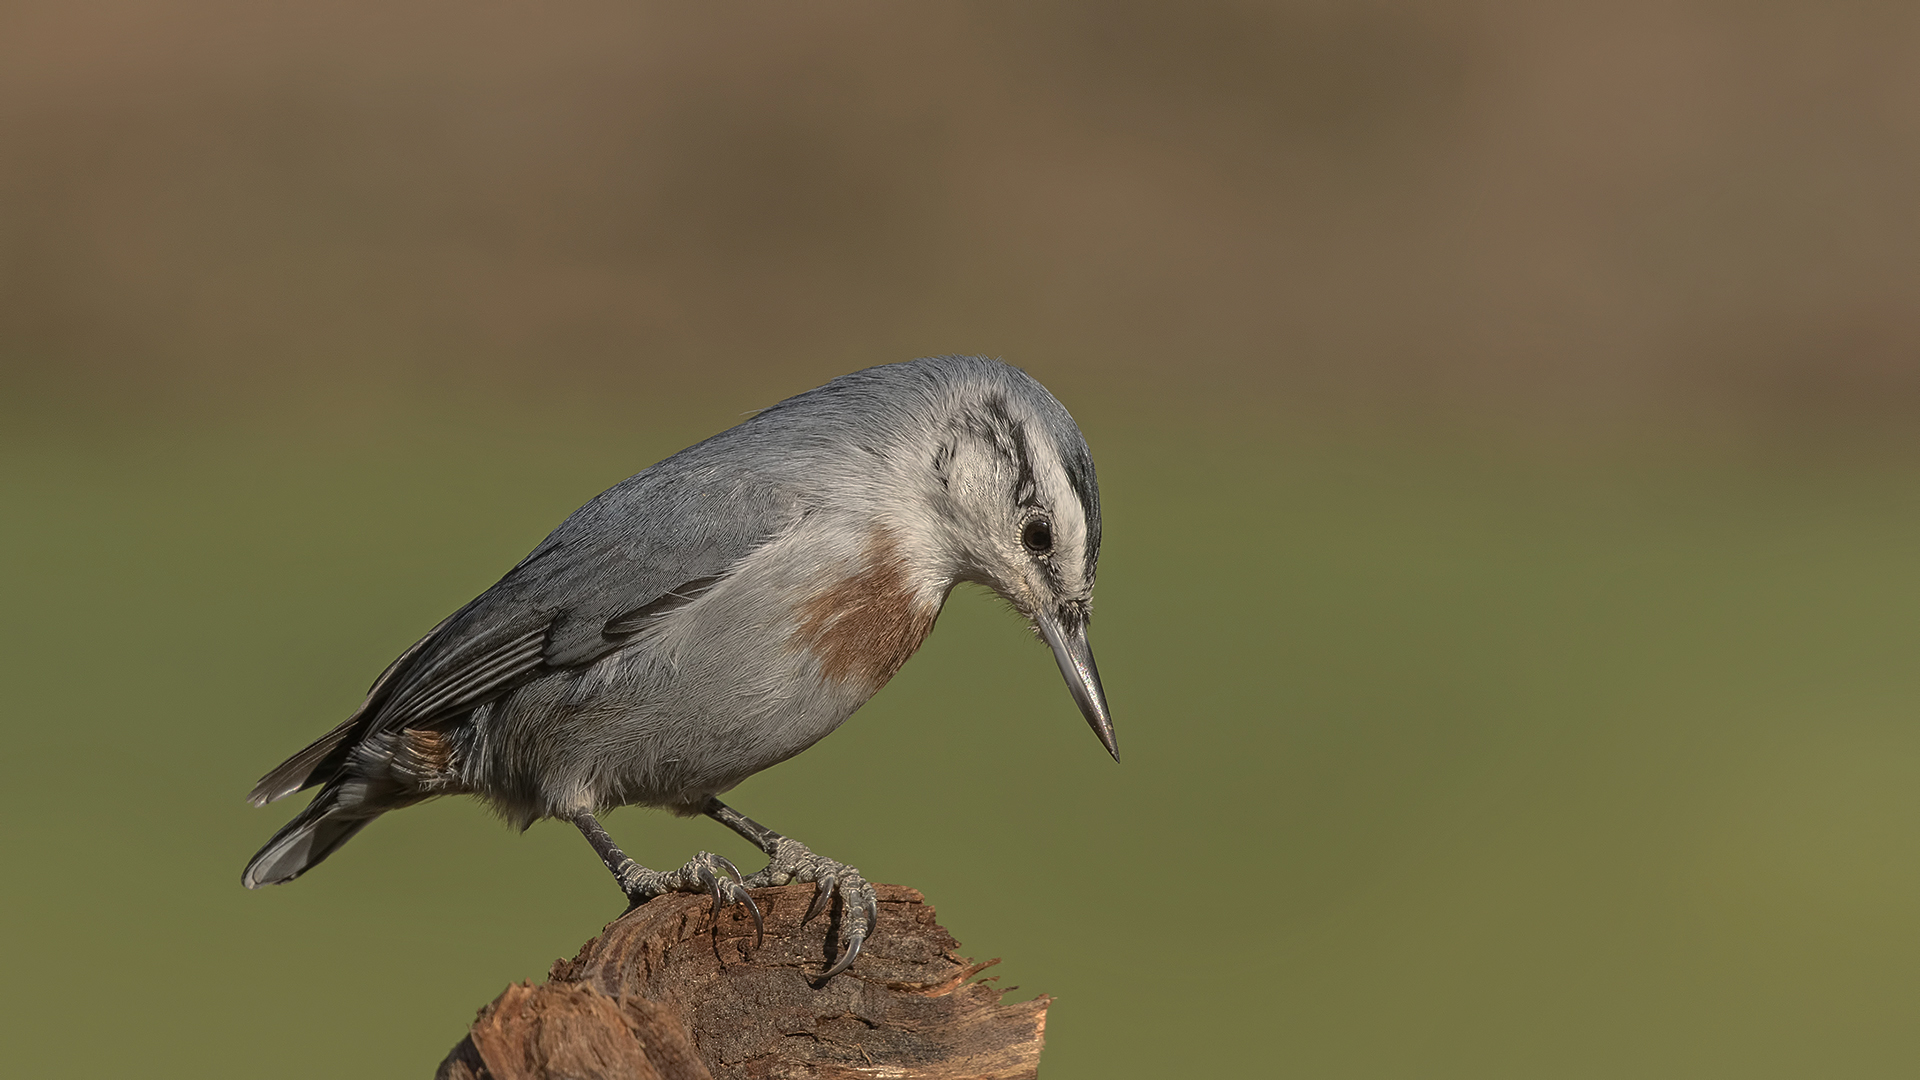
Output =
[{"x1": 904, "y1": 364, "x2": 1116, "y2": 761}]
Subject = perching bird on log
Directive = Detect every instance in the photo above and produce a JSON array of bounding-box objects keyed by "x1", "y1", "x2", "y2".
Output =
[{"x1": 243, "y1": 355, "x2": 1115, "y2": 977}]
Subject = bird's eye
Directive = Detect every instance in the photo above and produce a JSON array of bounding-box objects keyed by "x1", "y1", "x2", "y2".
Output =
[{"x1": 1022, "y1": 518, "x2": 1053, "y2": 554}]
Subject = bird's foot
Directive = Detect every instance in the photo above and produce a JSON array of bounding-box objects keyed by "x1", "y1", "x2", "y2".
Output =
[
  {"x1": 743, "y1": 837, "x2": 877, "y2": 978},
  {"x1": 618, "y1": 851, "x2": 764, "y2": 944}
]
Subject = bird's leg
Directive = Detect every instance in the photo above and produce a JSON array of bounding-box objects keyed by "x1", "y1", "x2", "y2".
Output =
[
  {"x1": 703, "y1": 797, "x2": 877, "y2": 978},
  {"x1": 567, "y1": 811, "x2": 763, "y2": 941}
]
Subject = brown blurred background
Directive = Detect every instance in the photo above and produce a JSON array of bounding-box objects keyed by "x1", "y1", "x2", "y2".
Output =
[
  {"x1": 5, "y1": 0, "x2": 1917, "y2": 434},
  {"x1": 5, "y1": 4, "x2": 1920, "y2": 1080}
]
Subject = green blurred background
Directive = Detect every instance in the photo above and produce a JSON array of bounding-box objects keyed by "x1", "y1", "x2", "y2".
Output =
[{"x1": 4, "y1": 2, "x2": 1920, "y2": 1077}]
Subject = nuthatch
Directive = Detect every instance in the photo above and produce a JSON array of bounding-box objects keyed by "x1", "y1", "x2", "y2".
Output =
[{"x1": 243, "y1": 356, "x2": 1114, "y2": 976}]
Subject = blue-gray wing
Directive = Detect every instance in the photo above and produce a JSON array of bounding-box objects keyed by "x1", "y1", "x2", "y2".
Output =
[{"x1": 247, "y1": 450, "x2": 804, "y2": 806}]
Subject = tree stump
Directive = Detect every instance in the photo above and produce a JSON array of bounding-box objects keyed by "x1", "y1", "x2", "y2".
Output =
[{"x1": 436, "y1": 883, "x2": 1049, "y2": 1080}]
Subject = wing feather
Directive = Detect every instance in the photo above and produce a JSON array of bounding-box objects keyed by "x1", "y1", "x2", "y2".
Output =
[
  {"x1": 252, "y1": 407, "x2": 813, "y2": 803},
  {"x1": 373, "y1": 626, "x2": 550, "y2": 734}
]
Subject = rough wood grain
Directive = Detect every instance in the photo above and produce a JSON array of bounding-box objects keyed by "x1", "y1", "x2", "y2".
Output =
[{"x1": 436, "y1": 884, "x2": 1048, "y2": 1080}]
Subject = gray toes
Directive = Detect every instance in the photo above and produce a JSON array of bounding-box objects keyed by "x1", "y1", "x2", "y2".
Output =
[
  {"x1": 817, "y1": 875, "x2": 877, "y2": 978},
  {"x1": 684, "y1": 851, "x2": 728, "y2": 912},
  {"x1": 614, "y1": 861, "x2": 659, "y2": 906},
  {"x1": 618, "y1": 851, "x2": 763, "y2": 942},
  {"x1": 742, "y1": 839, "x2": 878, "y2": 977}
]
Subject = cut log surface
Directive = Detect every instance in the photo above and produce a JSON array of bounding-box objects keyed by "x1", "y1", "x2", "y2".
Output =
[{"x1": 436, "y1": 883, "x2": 1049, "y2": 1080}]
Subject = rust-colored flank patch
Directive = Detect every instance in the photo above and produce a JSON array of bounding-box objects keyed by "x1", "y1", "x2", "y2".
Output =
[
  {"x1": 794, "y1": 529, "x2": 940, "y2": 693},
  {"x1": 397, "y1": 728, "x2": 454, "y2": 777}
]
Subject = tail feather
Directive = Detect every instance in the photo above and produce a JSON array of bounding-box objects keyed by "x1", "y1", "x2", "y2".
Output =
[
  {"x1": 247, "y1": 717, "x2": 363, "y2": 808},
  {"x1": 248, "y1": 613, "x2": 457, "y2": 808},
  {"x1": 241, "y1": 784, "x2": 381, "y2": 888}
]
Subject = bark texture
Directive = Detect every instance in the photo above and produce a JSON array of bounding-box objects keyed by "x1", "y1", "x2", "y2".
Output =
[{"x1": 436, "y1": 883, "x2": 1048, "y2": 1080}]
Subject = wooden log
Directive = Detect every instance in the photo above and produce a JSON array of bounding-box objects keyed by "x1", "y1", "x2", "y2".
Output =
[{"x1": 436, "y1": 883, "x2": 1049, "y2": 1080}]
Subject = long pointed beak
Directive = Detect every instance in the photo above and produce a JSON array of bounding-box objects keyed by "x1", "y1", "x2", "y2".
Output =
[{"x1": 1035, "y1": 609, "x2": 1118, "y2": 761}]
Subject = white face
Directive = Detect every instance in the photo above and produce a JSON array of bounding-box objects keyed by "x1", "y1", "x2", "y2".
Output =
[{"x1": 933, "y1": 399, "x2": 1098, "y2": 625}]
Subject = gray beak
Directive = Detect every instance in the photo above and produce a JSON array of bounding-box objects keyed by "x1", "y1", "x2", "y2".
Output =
[{"x1": 1035, "y1": 609, "x2": 1118, "y2": 762}]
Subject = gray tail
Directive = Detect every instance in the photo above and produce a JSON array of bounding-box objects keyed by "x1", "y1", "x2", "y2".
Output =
[{"x1": 241, "y1": 783, "x2": 381, "y2": 888}]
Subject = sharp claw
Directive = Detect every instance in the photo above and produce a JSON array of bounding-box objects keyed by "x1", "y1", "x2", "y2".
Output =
[
  {"x1": 803, "y1": 877, "x2": 834, "y2": 924},
  {"x1": 810, "y1": 868, "x2": 840, "y2": 922},
  {"x1": 741, "y1": 890, "x2": 765, "y2": 948},
  {"x1": 820, "y1": 929, "x2": 865, "y2": 979},
  {"x1": 715, "y1": 854, "x2": 743, "y2": 883}
]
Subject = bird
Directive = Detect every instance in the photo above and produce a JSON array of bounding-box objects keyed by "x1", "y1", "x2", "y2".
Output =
[{"x1": 242, "y1": 355, "x2": 1115, "y2": 977}]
